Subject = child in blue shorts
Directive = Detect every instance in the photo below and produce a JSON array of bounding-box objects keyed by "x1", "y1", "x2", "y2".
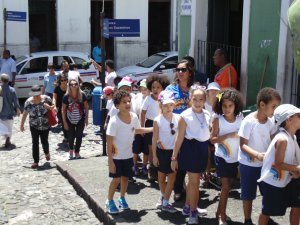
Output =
[
  {"x1": 238, "y1": 87, "x2": 281, "y2": 225},
  {"x1": 106, "y1": 90, "x2": 152, "y2": 214},
  {"x1": 210, "y1": 88, "x2": 244, "y2": 225},
  {"x1": 152, "y1": 90, "x2": 180, "y2": 213},
  {"x1": 258, "y1": 104, "x2": 300, "y2": 225},
  {"x1": 171, "y1": 85, "x2": 211, "y2": 224}
]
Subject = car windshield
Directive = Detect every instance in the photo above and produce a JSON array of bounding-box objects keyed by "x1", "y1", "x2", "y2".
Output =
[
  {"x1": 137, "y1": 54, "x2": 166, "y2": 68},
  {"x1": 16, "y1": 56, "x2": 28, "y2": 64}
]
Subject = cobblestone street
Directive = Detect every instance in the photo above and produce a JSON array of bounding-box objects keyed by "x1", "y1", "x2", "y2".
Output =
[{"x1": 0, "y1": 108, "x2": 102, "y2": 225}]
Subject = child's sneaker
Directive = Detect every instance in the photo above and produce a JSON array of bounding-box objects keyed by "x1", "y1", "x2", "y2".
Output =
[
  {"x1": 162, "y1": 204, "x2": 177, "y2": 213},
  {"x1": 182, "y1": 204, "x2": 190, "y2": 216},
  {"x1": 75, "y1": 152, "x2": 81, "y2": 159},
  {"x1": 141, "y1": 165, "x2": 148, "y2": 176},
  {"x1": 106, "y1": 200, "x2": 119, "y2": 214},
  {"x1": 155, "y1": 196, "x2": 163, "y2": 209},
  {"x1": 69, "y1": 150, "x2": 74, "y2": 159},
  {"x1": 118, "y1": 197, "x2": 129, "y2": 210},
  {"x1": 132, "y1": 165, "x2": 139, "y2": 176},
  {"x1": 188, "y1": 210, "x2": 199, "y2": 224}
]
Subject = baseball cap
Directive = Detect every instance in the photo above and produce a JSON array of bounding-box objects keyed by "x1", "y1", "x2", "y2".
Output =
[
  {"x1": 29, "y1": 85, "x2": 42, "y2": 96},
  {"x1": 207, "y1": 82, "x2": 220, "y2": 91},
  {"x1": 158, "y1": 90, "x2": 175, "y2": 105},
  {"x1": 102, "y1": 86, "x2": 114, "y2": 98},
  {"x1": 117, "y1": 76, "x2": 134, "y2": 89},
  {"x1": 274, "y1": 104, "x2": 300, "y2": 125},
  {"x1": 139, "y1": 79, "x2": 147, "y2": 89}
]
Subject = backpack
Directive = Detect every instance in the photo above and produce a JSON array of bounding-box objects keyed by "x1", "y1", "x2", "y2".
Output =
[{"x1": 66, "y1": 97, "x2": 85, "y2": 124}]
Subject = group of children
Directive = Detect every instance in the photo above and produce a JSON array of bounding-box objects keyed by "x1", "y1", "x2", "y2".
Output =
[{"x1": 102, "y1": 70, "x2": 300, "y2": 225}]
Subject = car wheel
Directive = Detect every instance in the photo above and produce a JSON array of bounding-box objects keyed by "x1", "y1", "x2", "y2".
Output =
[{"x1": 81, "y1": 83, "x2": 94, "y2": 100}]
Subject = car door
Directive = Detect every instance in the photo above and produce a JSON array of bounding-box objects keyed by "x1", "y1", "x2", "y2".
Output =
[
  {"x1": 154, "y1": 56, "x2": 178, "y2": 81},
  {"x1": 15, "y1": 56, "x2": 48, "y2": 98}
]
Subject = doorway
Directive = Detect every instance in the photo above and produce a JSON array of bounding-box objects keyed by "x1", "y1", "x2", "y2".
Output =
[{"x1": 29, "y1": 0, "x2": 57, "y2": 52}]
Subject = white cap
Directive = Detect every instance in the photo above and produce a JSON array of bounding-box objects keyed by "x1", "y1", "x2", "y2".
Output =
[
  {"x1": 158, "y1": 90, "x2": 175, "y2": 105},
  {"x1": 274, "y1": 104, "x2": 300, "y2": 125},
  {"x1": 207, "y1": 82, "x2": 220, "y2": 91}
]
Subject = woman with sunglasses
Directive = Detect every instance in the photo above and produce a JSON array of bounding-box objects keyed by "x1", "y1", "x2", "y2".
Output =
[
  {"x1": 62, "y1": 79, "x2": 89, "y2": 159},
  {"x1": 53, "y1": 73, "x2": 68, "y2": 142},
  {"x1": 165, "y1": 59, "x2": 195, "y2": 202}
]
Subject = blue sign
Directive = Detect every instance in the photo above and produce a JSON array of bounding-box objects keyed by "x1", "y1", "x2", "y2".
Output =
[
  {"x1": 6, "y1": 11, "x2": 26, "y2": 22},
  {"x1": 103, "y1": 19, "x2": 140, "y2": 38}
]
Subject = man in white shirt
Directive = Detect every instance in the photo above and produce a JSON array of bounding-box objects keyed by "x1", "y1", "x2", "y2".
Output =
[{"x1": 0, "y1": 50, "x2": 16, "y2": 86}]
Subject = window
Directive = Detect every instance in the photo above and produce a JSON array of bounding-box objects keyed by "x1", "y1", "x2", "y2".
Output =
[
  {"x1": 154, "y1": 56, "x2": 178, "y2": 71},
  {"x1": 137, "y1": 54, "x2": 166, "y2": 68},
  {"x1": 20, "y1": 57, "x2": 48, "y2": 75},
  {"x1": 72, "y1": 57, "x2": 86, "y2": 69},
  {"x1": 53, "y1": 56, "x2": 72, "y2": 70}
]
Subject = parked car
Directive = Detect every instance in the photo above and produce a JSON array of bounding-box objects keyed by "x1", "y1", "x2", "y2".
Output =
[
  {"x1": 116, "y1": 51, "x2": 178, "y2": 84},
  {"x1": 15, "y1": 51, "x2": 98, "y2": 99}
]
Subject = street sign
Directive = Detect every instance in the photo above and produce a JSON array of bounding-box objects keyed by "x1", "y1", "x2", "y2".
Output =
[
  {"x1": 103, "y1": 19, "x2": 140, "y2": 38},
  {"x1": 6, "y1": 11, "x2": 26, "y2": 22}
]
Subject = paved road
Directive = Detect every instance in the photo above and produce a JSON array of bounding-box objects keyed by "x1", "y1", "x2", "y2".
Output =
[{"x1": 0, "y1": 109, "x2": 102, "y2": 225}]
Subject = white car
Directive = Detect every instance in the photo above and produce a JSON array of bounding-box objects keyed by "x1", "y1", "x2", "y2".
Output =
[
  {"x1": 116, "y1": 51, "x2": 178, "y2": 84},
  {"x1": 15, "y1": 51, "x2": 98, "y2": 99}
]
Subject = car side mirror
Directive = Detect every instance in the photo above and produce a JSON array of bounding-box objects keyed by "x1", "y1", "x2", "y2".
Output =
[{"x1": 159, "y1": 65, "x2": 166, "y2": 69}]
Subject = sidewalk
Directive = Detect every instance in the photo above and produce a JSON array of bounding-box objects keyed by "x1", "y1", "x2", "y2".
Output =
[{"x1": 56, "y1": 156, "x2": 289, "y2": 225}]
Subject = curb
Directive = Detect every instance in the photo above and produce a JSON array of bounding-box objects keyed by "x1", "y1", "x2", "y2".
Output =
[{"x1": 56, "y1": 161, "x2": 116, "y2": 225}]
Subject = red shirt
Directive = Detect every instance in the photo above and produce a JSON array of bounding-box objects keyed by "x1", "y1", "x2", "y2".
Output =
[{"x1": 214, "y1": 63, "x2": 238, "y2": 89}]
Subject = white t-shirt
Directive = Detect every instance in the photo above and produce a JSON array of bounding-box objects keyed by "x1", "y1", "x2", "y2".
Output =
[
  {"x1": 106, "y1": 99, "x2": 113, "y2": 113},
  {"x1": 106, "y1": 112, "x2": 141, "y2": 160},
  {"x1": 0, "y1": 58, "x2": 16, "y2": 81},
  {"x1": 105, "y1": 71, "x2": 117, "y2": 87},
  {"x1": 109, "y1": 93, "x2": 136, "y2": 117},
  {"x1": 238, "y1": 112, "x2": 277, "y2": 167},
  {"x1": 215, "y1": 115, "x2": 243, "y2": 163},
  {"x1": 258, "y1": 129, "x2": 296, "y2": 188},
  {"x1": 180, "y1": 108, "x2": 211, "y2": 142},
  {"x1": 155, "y1": 114, "x2": 180, "y2": 150},
  {"x1": 133, "y1": 93, "x2": 147, "y2": 118},
  {"x1": 141, "y1": 95, "x2": 160, "y2": 121}
]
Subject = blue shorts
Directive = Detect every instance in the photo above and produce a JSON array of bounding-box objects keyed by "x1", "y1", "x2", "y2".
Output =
[
  {"x1": 156, "y1": 148, "x2": 173, "y2": 174},
  {"x1": 239, "y1": 163, "x2": 261, "y2": 200},
  {"x1": 178, "y1": 138, "x2": 208, "y2": 173},
  {"x1": 215, "y1": 156, "x2": 238, "y2": 178},
  {"x1": 144, "y1": 119, "x2": 153, "y2": 146},
  {"x1": 109, "y1": 158, "x2": 134, "y2": 178},
  {"x1": 133, "y1": 134, "x2": 149, "y2": 155},
  {"x1": 259, "y1": 181, "x2": 287, "y2": 216},
  {"x1": 287, "y1": 178, "x2": 300, "y2": 208}
]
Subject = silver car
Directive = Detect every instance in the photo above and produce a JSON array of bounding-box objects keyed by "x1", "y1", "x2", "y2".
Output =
[
  {"x1": 116, "y1": 51, "x2": 178, "y2": 84},
  {"x1": 15, "y1": 51, "x2": 98, "y2": 99}
]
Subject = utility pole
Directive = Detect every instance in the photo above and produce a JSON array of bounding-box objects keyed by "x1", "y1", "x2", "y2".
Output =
[
  {"x1": 100, "y1": 0, "x2": 107, "y2": 156},
  {"x1": 3, "y1": 8, "x2": 7, "y2": 50}
]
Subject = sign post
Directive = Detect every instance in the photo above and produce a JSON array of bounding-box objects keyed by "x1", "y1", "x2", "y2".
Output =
[
  {"x1": 3, "y1": 8, "x2": 6, "y2": 50},
  {"x1": 103, "y1": 19, "x2": 140, "y2": 38}
]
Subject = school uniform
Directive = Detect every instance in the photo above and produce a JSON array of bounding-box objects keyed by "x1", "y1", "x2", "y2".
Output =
[
  {"x1": 106, "y1": 112, "x2": 141, "y2": 178},
  {"x1": 214, "y1": 115, "x2": 243, "y2": 178},
  {"x1": 258, "y1": 129, "x2": 298, "y2": 216},
  {"x1": 238, "y1": 112, "x2": 277, "y2": 200},
  {"x1": 178, "y1": 108, "x2": 211, "y2": 173},
  {"x1": 154, "y1": 114, "x2": 180, "y2": 174},
  {"x1": 141, "y1": 95, "x2": 160, "y2": 146}
]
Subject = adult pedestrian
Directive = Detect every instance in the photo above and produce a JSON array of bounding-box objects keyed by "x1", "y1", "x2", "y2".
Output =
[
  {"x1": 20, "y1": 85, "x2": 55, "y2": 169},
  {"x1": 92, "y1": 40, "x2": 102, "y2": 64},
  {"x1": 90, "y1": 59, "x2": 117, "y2": 87},
  {"x1": 0, "y1": 50, "x2": 16, "y2": 87},
  {"x1": 61, "y1": 79, "x2": 89, "y2": 159},
  {"x1": 165, "y1": 59, "x2": 195, "y2": 201},
  {"x1": 61, "y1": 60, "x2": 83, "y2": 85},
  {"x1": 0, "y1": 74, "x2": 21, "y2": 148},
  {"x1": 213, "y1": 48, "x2": 238, "y2": 89},
  {"x1": 43, "y1": 63, "x2": 58, "y2": 98},
  {"x1": 53, "y1": 73, "x2": 68, "y2": 142}
]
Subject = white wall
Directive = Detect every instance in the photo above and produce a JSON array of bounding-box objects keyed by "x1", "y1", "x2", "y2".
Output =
[
  {"x1": 0, "y1": 0, "x2": 29, "y2": 57},
  {"x1": 114, "y1": 0, "x2": 149, "y2": 69},
  {"x1": 57, "y1": 0, "x2": 91, "y2": 53}
]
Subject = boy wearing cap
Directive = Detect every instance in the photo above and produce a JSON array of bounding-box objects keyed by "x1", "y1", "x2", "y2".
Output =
[
  {"x1": 103, "y1": 86, "x2": 114, "y2": 130},
  {"x1": 258, "y1": 104, "x2": 300, "y2": 225}
]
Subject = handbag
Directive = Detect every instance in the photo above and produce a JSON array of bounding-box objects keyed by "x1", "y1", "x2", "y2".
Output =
[{"x1": 48, "y1": 109, "x2": 57, "y2": 126}]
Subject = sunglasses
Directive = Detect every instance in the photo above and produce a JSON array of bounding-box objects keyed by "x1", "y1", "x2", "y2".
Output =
[
  {"x1": 70, "y1": 83, "x2": 78, "y2": 87},
  {"x1": 170, "y1": 123, "x2": 176, "y2": 135},
  {"x1": 175, "y1": 68, "x2": 188, "y2": 73},
  {"x1": 61, "y1": 79, "x2": 67, "y2": 82}
]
